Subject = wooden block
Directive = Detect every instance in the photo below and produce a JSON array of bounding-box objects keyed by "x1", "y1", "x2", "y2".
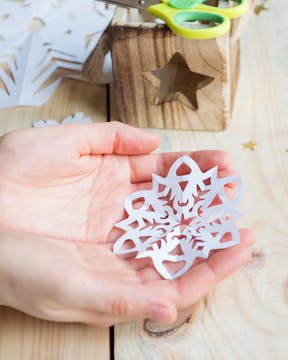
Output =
[
  {"x1": 84, "y1": 1, "x2": 256, "y2": 131},
  {"x1": 230, "y1": 38, "x2": 240, "y2": 118},
  {"x1": 83, "y1": 30, "x2": 110, "y2": 85},
  {"x1": 109, "y1": 10, "x2": 230, "y2": 131}
]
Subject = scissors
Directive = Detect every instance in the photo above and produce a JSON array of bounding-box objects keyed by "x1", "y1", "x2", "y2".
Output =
[{"x1": 99, "y1": 0, "x2": 247, "y2": 39}]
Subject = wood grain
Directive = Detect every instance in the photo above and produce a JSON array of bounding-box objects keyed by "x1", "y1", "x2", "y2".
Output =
[
  {"x1": 85, "y1": 1, "x2": 256, "y2": 132},
  {"x1": 0, "y1": 308, "x2": 109, "y2": 360},
  {"x1": 83, "y1": 31, "x2": 110, "y2": 85},
  {"x1": 0, "y1": 0, "x2": 287, "y2": 359},
  {"x1": 114, "y1": 0, "x2": 288, "y2": 358},
  {"x1": 109, "y1": 21, "x2": 230, "y2": 131},
  {"x1": 230, "y1": 0, "x2": 257, "y2": 41},
  {"x1": 0, "y1": 78, "x2": 107, "y2": 135}
]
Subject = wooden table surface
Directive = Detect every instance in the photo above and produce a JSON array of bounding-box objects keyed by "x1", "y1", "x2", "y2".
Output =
[{"x1": 0, "y1": 0, "x2": 287, "y2": 359}]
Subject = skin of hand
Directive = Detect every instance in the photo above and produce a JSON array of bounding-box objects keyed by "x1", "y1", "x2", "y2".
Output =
[
  {"x1": 0, "y1": 121, "x2": 238, "y2": 244},
  {"x1": 0, "y1": 229, "x2": 254, "y2": 327},
  {"x1": 0, "y1": 122, "x2": 255, "y2": 326}
]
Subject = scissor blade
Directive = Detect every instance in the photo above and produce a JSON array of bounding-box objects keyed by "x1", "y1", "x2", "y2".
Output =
[
  {"x1": 96, "y1": 0, "x2": 159, "y2": 21},
  {"x1": 97, "y1": 0, "x2": 140, "y2": 9},
  {"x1": 96, "y1": 0, "x2": 158, "y2": 10}
]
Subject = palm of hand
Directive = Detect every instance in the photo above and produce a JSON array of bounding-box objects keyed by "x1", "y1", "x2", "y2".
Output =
[
  {"x1": 5, "y1": 222, "x2": 252, "y2": 327},
  {"x1": 0, "y1": 123, "x2": 254, "y2": 326},
  {"x1": 0, "y1": 133, "x2": 139, "y2": 243},
  {"x1": 3, "y1": 231, "x2": 164, "y2": 326}
]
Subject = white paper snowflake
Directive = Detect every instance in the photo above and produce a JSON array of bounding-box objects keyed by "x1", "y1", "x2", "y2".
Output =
[
  {"x1": 32, "y1": 112, "x2": 92, "y2": 127},
  {"x1": 0, "y1": 0, "x2": 114, "y2": 107},
  {"x1": 113, "y1": 156, "x2": 242, "y2": 280}
]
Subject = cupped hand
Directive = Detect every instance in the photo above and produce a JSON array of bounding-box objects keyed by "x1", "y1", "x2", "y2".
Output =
[
  {"x1": 0, "y1": 122, "x2": 233, "y2": 244},
  {"x1": 0, "y1": 229, "x2": 254, "y2": 327}
]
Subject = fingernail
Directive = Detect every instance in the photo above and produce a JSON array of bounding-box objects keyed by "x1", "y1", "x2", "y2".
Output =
[{"x1": 149, "y1": 304, "x2": 176, "y2": 323}]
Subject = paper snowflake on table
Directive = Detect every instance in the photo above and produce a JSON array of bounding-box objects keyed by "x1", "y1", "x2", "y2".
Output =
[
  {"x1": 0, "y1": 0, "x2": 114, "y2": 107},
  {"x1": 113, "y1": 156, "x2": 242, "y2": 280},
  {"x1": 32, "y1": 112, "x2": 92, "y2": 127}
]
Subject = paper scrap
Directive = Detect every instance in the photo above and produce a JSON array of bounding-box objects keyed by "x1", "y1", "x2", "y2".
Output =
[
  {"x1": 32, "y1": 112, "x2": 92, "y2": 127},
  {"x1": 113, "y1": 156, "x2": 242, "y2": 280},
  {"x1": 0, "y1": 0, "x2": 114, "y2": 108}
]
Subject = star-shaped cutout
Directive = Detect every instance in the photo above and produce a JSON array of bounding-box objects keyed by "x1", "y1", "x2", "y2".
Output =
[
  {"x1": 242, "y1": 141, "x2": 256, "y2": 151},
  {"x1": 145, "y1": 52, "x2": 214, "y2": 110}
]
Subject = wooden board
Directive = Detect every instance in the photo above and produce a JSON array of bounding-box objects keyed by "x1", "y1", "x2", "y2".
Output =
[
  {"x1": 0, "y1": 79, "x2": 108, "y2": 135},
  {"x1": 0, "y1": 0, "x2": 287, "y2": 358},
  {"x1": 0, "y1": 308, "x2": 109, "y2": 360},
  {"x1": 114, "y1": 0, "x2": 288, "y2": 358}
]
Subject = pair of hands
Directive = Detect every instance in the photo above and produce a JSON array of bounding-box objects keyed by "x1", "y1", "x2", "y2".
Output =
[{"x1": 0, "y1": 122, "x2": 254, "y2": 327}]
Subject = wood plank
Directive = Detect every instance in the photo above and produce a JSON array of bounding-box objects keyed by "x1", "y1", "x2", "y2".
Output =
[
  {"x1": 0, "y1": 308, "x2": 109, "y2": 360},
  {"x1": 0, "y1": 78, "x2": 107, "y2": 134},
  {"x1": 114, "y1": 0, "x2": 288, "y2": 358},
  {"x1": 0, "y1": 79, "x2": 110, "y2": 360}
]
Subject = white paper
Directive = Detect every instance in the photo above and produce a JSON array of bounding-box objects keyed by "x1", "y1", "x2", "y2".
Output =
[
  {"x1": 113, "y1": 156, "x2": 242, "y2": 280},
  {"x1": 0, "y1": 0, "x2": 114, "y2": 107},
  {"x1": 32, "y1": 112, "x2": 92, "y2": 127},
  {"x1": 98, "y1": 53, "x2": 113, "y2": 84}
]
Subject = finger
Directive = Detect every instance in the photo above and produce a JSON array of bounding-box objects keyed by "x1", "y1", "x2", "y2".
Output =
[
  {"x1": 129, "y1": 151, "x2": 232, "y2": 183},
  {"x1": 137, "y1": 265, "x2": 163, "y2": 282},
  {"x1": 218, "y1": 168, "x2": 238, "y2": 189},
  {"x1": 126, "y1": 255, "x2": 155, "y2": 271},
  {"x1": 82, "y1": 312, "x2": 131, "y2": 327},
  {"x1": 218, "y1": 168, "x2": 237, "y2": 178},
  {"x1": 169, "y1": 229, "x2": 255, "y2": 308},
  {"x1": 133, "y1": 168, "x2": 237, "y2": 191},
  {"x1": 131, "y1": 173, "x2": 236, "y2": 212},
  {"x1": 71, "y1": 121, "x2": 160, "y2": 156},
  {"x1": 77, "y1": 274, "x2": 178, "y2": 323},
  {"x1": 47, "y1": 308, "x2": 130, "y2": 328},
  {"x1": 137, "y1": 229, "x2": 254, "y2": 283},
  {"x1": 38, "y1": 306, "x2": 130, "y2": 328},
  {"x1": 78, "y1": 309, "x2": 170, "y2": 328}
]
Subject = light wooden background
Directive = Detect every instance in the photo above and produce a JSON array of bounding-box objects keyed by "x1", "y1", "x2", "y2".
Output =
[{"x1": 0, "y1": 0, "x2": 287, "y2": 359}]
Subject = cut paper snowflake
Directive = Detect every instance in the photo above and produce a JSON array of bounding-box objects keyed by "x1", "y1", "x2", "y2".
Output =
[
  {"x1": 32, "y1": 112, "x2": 92, "y2": 127},
  {"x1": 113, "y1": 156, "x2": 242, "y2": 280},
  {"x1": 0, "y1": 0, "x2": 114, "y2": 107}
]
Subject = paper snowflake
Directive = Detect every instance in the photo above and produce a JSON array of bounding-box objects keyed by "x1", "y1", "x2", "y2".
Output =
[
  {"x1": 0, "y1": 0, "x2": 114, "y2": 107},
  {"x1": 113, "y1": 156, "x2": 242, "y2": 280},
  {"x1": 32, "y1": 112, "x2": 92, "y2": 127}
]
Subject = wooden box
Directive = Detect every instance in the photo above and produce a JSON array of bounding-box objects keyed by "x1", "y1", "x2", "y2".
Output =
[{"x1": 84, "y1": 1, "x2": 255, "y2": 130}]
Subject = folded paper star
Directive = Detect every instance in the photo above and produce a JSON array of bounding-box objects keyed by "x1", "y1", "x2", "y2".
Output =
[
  {"x1": 147, "y1": 52, "x2": 214, "y2": 110},
  {"x1": 113, "y1": 156, "x2": 242, "y2": 280}
]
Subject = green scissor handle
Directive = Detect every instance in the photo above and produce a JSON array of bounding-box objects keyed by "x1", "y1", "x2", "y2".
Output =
[
  {"x1": 148, "y1": 0, "x2": 247, "y2": 39},
  {"x1": 195, "y1": 0, "x2": 248, "y2": 19}
]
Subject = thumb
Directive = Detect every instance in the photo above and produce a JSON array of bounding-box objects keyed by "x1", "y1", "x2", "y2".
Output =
[
  {"x1": 85, "y1": 277, "x2": 178, "y2": 323},
  {"x1": 66, "y1": 121, "x2": 160, "y2": 156}
]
